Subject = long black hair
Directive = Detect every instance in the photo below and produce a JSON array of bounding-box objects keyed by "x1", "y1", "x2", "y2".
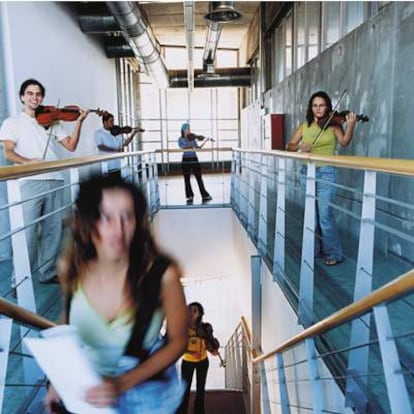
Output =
[
  {"x1": 188, "y1": 301, "x2": 204, "y2": 325},
  {"x1": 306, "y1": 91, "x2": 332, "y2": 126}
]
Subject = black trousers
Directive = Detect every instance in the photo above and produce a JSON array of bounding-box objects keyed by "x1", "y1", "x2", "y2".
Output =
[
  {"x1": 181, "y1": 156, "x2": 209, "y2": 198},
  {"x1": 177, "y1": 358, "x2": 209, "y2": 414}
]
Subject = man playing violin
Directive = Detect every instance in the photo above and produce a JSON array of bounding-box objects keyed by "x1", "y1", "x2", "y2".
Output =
[
  {"x1": 94, "y1": 111, "x2": 144, "y2": 177},
  {"x1": 0, "y1": 78, "x2": 90, "y2": 283}
]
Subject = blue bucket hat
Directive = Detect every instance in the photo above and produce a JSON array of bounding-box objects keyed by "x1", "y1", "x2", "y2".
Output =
[{"x1": 181, "y1": 122, "x2": 190, "y2": 134}]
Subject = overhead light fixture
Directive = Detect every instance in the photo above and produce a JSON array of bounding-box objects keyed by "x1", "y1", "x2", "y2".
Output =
[{"x1": 204, "y1": 1, "x2": 242, "y2": 23}]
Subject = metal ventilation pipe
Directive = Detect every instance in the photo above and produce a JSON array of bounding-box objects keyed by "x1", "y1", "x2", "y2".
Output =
[
  {"x1": 79, "y1": 15, "x2": 119, "y2": 33},
  {"x1": 169, "y1": 68, "x2": 251, "y2": 88},
  {"x1": 202, "y1": 21, "x2": 222, "y2": 74},
  {"x1": 106, "y1": 1, "x2": 170, "y2": 89},
  {"x1": 184, "y1": 1, "x2": 195, "y2": 91}
]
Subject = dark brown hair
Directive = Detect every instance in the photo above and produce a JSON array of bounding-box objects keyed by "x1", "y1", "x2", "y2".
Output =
[
  {"x1": 60, "y1": 174, "x2": 159, "y2": 312},
  {"x1": 306, "y1": 91, "x2": 332, "y2": 126}
]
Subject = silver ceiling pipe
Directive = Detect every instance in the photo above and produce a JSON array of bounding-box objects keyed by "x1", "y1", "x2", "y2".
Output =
[
  {"x1": 184, "y1": 2, "x2": 195, "y2": 91},
  {"x1": 106, "y1": 1, "x2": 170, "y2": 89},
  {"x1": 202, "y1": 21, "x2": 222, "y2": 74},
  {"x1": 169, "y1": 68, "x2": 251, "y2": 88}
]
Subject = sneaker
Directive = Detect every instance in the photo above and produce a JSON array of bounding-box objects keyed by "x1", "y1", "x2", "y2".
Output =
[
  {"x1": 186, "y1": 197, "x2": 194, "y2": 204},
  {"x1": 202, "y1": 195, "x2": 212, "y2": 202}
]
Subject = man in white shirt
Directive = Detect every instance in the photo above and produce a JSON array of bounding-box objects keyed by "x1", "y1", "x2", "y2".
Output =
[
  {"x1": 95, "y1": 112, "x2": 144, "y2": 177},
  {"x1": 0, "y1": 78, "x2": 90, "y2": 283}
]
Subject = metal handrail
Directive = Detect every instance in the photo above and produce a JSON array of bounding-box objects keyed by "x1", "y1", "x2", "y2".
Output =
[
  {"x1": 0, "y1": 150, "x2": 154, "y2": 181},
  {"x1": 234, "y1": 148, "x2": 414, "y2": 177},
  {"x1": 253, "y1": 268, "x2": 414, "y2": 364}
]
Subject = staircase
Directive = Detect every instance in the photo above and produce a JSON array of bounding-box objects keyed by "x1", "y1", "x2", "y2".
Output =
[{"x1": 187, "y1": 389, "x2": 246, "y2": 414}]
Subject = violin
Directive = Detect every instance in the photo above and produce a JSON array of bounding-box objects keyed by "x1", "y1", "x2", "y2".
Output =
[
  {"x1": 318, "y1": 110, "x2": 369, "y2": 129},
  {"x1": 35, "y1": 105, "x2": 104, "y2": 128},
  {"x1": 195, "y1": 323, "x2": 220, "y2": 353},
  {"x1": 110, "y1": 125, "x2": 145, "y2": 136},
  {"x1": 188, "y1": 133, "x2": 205, "y2": 141},
  {"x1": 188, "y1": 133, "x2": 215, "y2": 143}
]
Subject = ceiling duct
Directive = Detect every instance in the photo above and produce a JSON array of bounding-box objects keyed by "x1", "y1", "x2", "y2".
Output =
[
  {"x1": 106, "y1": 1, "x2": 170, "y2": 89},
  {"x1": 105, "y1": 36, "x2": 136, "y2": 59},
  {"x1": 201, "y1": 21, "x2": 222, "y2": 77},
  {"x1": 204, "y1": 1, "x2": 242, "y2": 23},
  {"x1": 184, "y1": 1, "x2": 195, "y2": 91},
  {"x1": 169, "y1": 68, "x2": 251, "y2": 88},
  {"x1": 79, "y1": 15, "x2": 119, "y2": 33}
]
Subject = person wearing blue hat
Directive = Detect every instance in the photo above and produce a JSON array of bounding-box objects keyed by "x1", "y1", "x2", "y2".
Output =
[{"x1": 178, "y1": 123, "x2": 212, "y2": 204}]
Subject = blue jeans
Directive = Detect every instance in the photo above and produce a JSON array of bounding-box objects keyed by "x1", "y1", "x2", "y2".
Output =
[
  {"x1": 108, "y1": 339, "x2": 185, "y2": 413},
  {"x1": 301, "y1": 165, "x2": 343, "y2": 261}
]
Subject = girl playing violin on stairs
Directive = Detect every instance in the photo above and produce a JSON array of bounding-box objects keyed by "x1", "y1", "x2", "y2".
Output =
[
  {"x1": 177, "y1": 302, "x2": 220, "y2": 414},
  {"x1": 285, "y1": 90, "x2": 358, "y2": 266}
]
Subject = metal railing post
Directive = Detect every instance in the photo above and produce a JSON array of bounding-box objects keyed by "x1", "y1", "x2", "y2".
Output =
[
  {"x1": 346, "y1": 170, "x2": 376, "y2": 410},
  {"x1": 251, "y1": 255, "x2": 262, "y2": 414},
  {"x1": 0, "y1": 318, "x2": 12, "y2": 410},
  {"x1": 305, "y1": 338, "x2": 324, "y2": 413},
  {"x1": 258, "y1": 154, "x2": 268, "y2": 256},
  {"x1": 247, "y1": 154, "x2": 258, "y2": 239},
  {"x1": 276, "y1": 353, "x2": 291, "y2": 414},
  {"x1": 373, "y1": 304, "x2": 412, "y2": 414},
  {"x1": 273, "y1": 157, "x2": 286, "y2": 283},
  {"x1": 298, "y1": 162, "x2": 316, "y2": 327}
]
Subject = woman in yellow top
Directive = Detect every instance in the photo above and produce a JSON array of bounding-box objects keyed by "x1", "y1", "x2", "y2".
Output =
[
  {"x1": 286, "y1": 91, "x2": 357, "y2": 266},
  {"x1": 177, "y1": 302, "x2": 219, "y2": 414}
]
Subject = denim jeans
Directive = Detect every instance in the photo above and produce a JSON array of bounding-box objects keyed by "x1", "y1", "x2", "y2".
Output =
[
  {"x1": 108, "y1": 338, "x2": 185, "y2": 413},
  {"x1": 301, "y1": 165, "x2": 343, "y2": 261}
]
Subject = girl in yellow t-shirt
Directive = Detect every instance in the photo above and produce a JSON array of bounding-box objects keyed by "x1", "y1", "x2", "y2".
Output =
[
  {"x1": 286, "y1": 91, "x2": 358, "y2": 266},
  {"x1": 177, "y1": 302, "x2": 219, "y2": 414}
]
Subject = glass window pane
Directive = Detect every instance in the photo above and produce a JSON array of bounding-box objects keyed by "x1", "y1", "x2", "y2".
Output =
[
  {"x1": 324, "y1": 2, "x2": 340, "y2": 48},
  {"x1": 345, "y1": 2, "x2": 365, "y2": 33},
  {"x1": 307, "y1": 2, "x2": 320, "y2": 61},
  {"x1": 296, "y1": 3, "x2": 305, "y2": 69},
  {"x1": 285, "y1": 14, "x2": 293, "y2": 76},
  {"x1": 275, "y1": 26, "x2": 284, "y2": 83}
]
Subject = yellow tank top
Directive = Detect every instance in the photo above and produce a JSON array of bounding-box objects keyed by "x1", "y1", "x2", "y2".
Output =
[
  {"x1": 301, "y1": 122, "x2": 337, "y2": 156},
  {"x1": 182, "y1": 327, "x2": 208, "y2": 362}
]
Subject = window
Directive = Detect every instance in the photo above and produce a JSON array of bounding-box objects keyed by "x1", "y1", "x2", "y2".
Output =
[
  {"x1": 345, "y1": 2, "x2": 365, "y2": 34},
  {"x1": 323, "y1": 2, "x2": 341, "y2": 49},
  {"x1": 307, "y1": 3, "x2": 320, "y2": 61},
  {"x1": 285, "y1": 13, "x2": 293, "y2": 76}
]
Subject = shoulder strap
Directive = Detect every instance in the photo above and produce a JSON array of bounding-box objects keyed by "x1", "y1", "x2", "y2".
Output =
[{"x1": 124, "y1": 254, "x2": 172, "y2": 358}]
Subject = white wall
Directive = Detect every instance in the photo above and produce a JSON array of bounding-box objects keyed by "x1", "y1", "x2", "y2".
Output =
[
  {"x1": 2, "y1": 2, "x2": 118, "y2": 157},
  {"x1": 152, "y1": 208, "x2": 256, "y2": 388},
  {"x1": 153, "y1": 208, "x2": 351, "y2": 412}
]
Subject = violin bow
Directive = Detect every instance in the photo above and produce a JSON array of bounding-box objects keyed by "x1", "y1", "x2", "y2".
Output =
[
  {"x1": 42, "y1": 99, "x2": 60, "y2": 160},
  {"x1": 217, "y1": 351, "x2": 226, "y2": 367},
  {"x1": 311, "y1": 89, "x2": 347, "y2": 147}
]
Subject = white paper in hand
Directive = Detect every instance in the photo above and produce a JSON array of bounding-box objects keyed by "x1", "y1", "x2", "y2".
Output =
[{"x1": 24, "y1": 325, "x2": 117, "y2": 414}]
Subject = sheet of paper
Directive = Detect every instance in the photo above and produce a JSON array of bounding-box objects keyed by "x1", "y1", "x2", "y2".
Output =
[{"x1": 24, "y1": 325, "x2": 117, "y2": 414}]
